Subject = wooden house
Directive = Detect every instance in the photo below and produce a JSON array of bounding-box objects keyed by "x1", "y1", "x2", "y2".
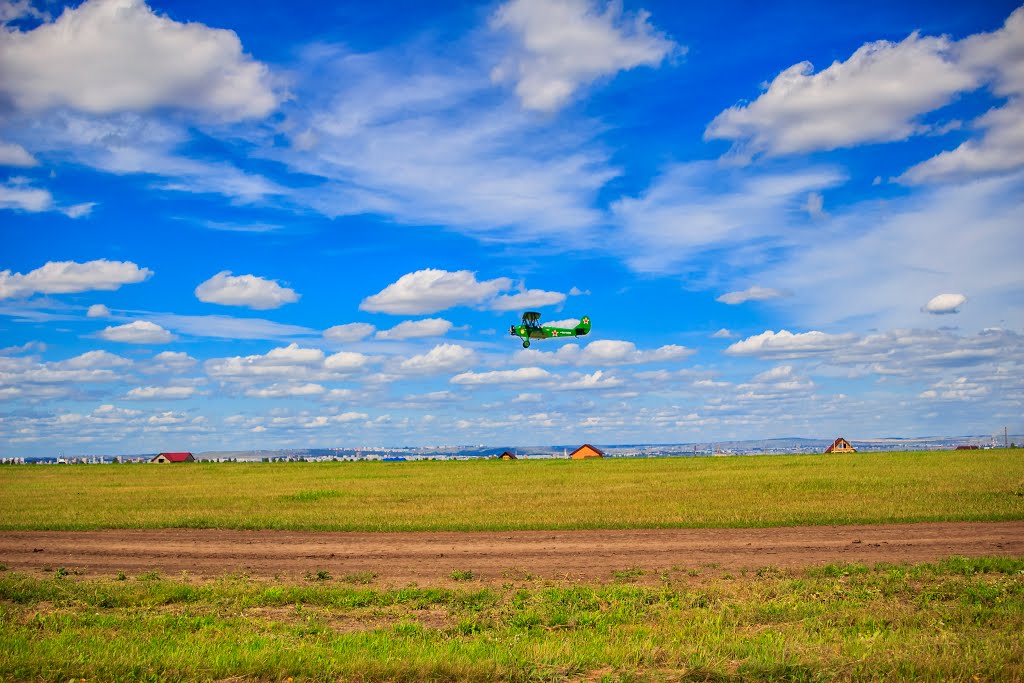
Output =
[
  {"x1": 499, "y1": 451, "x2": 517, "y2": 460},
  {"x1": 569, "y1": 444, "x2": 605, "y2": 459},
  {"x1": 824, "y1": 438, "x2": 856, "y2": 454},
  {"x1": 151, "y1": 452, "x2": 195, "y2": 463}
]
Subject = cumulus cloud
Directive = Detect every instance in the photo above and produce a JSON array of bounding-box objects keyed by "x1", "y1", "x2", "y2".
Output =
[
  {"x1": 323, "y1": 322, "x2": 376, "y2": 343},
  {"x1": 726, "y1": 330, "x2": 856, "y2": 358},
  {"x1": 922, "y1": 293, "x2": 968, "y2": 314},
  {"x1": 489, "y1": 288, "x2": 567, "y2": 312},
  {"x1": 490, "y1": 0, "x2": 677, "y2": 111},
  {"x1": 361, "y1": 269, "x2": 512, "y2": 315},
  {"x1": 716, "y1": 286, "x2": 786, "y2": 305},
  {"x1": 205, "y1": 343, "x2": 369, "y2": 386},
  {"x1": 451, "y1": 366, "x2": 552, "y2": 385},
  {"x1": 0, "y1": 141, "x2": 37, "y2": 167},
  {"x1": 124, "y1": 385, "x2": 195, "y2": 400},
  {"x1": 516, "y1": 339, "x2": 692, "y2": 366},
  {"x1": 712, "y1": 328, "x2": 734, "y2": 338},
  {"x1": 145, "y1": 351, "x2": 197, "y2": 374},
  {"x1": 375, "y1": 318, "x2": 452, "y2": 340},
  {"x1": 244, "y1": 383, "x2": 326, "y2": 398},
  {"x1": 902, "y1": 9, "x2": 1024, "y2": 183},
  {"x1": 146, "y1": 313, "x2": 314, "y2": 341},
  {"x1": 195, "y1": 271, "x2": 299, "y2": 310},
  {"x1": 0, "y1": 0, "x2": 277, "y2": 120},
  {"x1": 394, "y1": 343, "x2": 477, "y2": 375},
  {"x1": 0, "y1": 259, "x2": 151, "y2": 299},
  {"x1": 86, "y1": 303, "x2": 110, "y2": 318},
  {"x1": 705, "y1": 31, "x2": 975, "y2": 157},
  {"x1": 98, "y1": 320, "x2": 174, "y2": 344},
  {"x1": 919, "y1": 376, "x2": 990, "y2": 400}
]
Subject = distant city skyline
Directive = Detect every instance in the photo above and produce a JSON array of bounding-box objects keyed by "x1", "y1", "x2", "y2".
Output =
[{"x1": 1, "y1": 0, "x2": 1022, "y2": 457}]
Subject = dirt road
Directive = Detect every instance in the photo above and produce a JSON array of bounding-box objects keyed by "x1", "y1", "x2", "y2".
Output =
[{"x1": 1, "y1": 521, "x2": 1021, "y2": 584}]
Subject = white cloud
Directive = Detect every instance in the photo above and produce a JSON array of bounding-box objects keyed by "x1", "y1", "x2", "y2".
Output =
[
  {"x1": 0, "y1": 259, "x2": 151, "y2": 299},
  {"x1": 922, "y1": 293, "x2": 968, "y2": 315},
  {"x1": 0, "y1": 141, "x2": 37, "y2": 166},
  {"x1": 323, "y1": 351, "x2": 370, "y2": 372},
  {"x1": 205, "y1": 343, "x2": 326, "y2": 382},
  {"x1": 515, "y1": 339, "x2": 692, "y2": 367},
  {"x1": 726, "y1": 330, "x2": 856, "y2": 358},
  {"x1": 147, "y1": 313, "x2": 314, "y2": 341},
  {"x1": 902, "y1": 9, "x2": 1024, "y2": 183},
  {"x1": 375, "y1": 318, "x2": 452, "y2": 340},
  {"x1": 611, "y1": 162, "x2": 845, "y2": 274},
  {"x1": 705, "y1": 31, "x2": 976, "y2": 157},
  {"x1": 244, "y1": 383, "x2": 326, "y2": 398},
  {"x1": 918, "y1": 376, "x2": 991, "y2": 401},
  {"x1": 98, "y1": 320, "x2": 174, "y2": 344},
  {"x1": 195, "y1": 271, "x2": 299, "y2": 310},
  {"x1": 324, "y1": 322, "x2": 376, "y2": 343},
  {"x1": 716, "y1": 286, "x2": 786, "y2": 305},
  {"x1": 86, "y1": 303, "x2": 110, "y2": 318},
  {"x1": 0, "y1": 0, "x2": 277, "y2": 120},
  {"x1": 489, "y1": 288, "x2": 567, "y2": 312},
  {"x1": 711, "y1": 328, "x2": 734, "y2": 338},
  {"x1": 145, "y1": 351, "x2": 197, "y2": 374},
  {"x1": 276, "y1": 46, "x2": 613, "y2": 243},
  {"x1": 451, "y1": 366, "x2": 552, "y2": 385},
  {"x1": 361, "y1": 269, "x2": 511, "y2": 315},
  {"x1": 0, "y1": 179, "x2": 53, "y2": 212},
  {"x1": 124, "y1": 385, "x2": 195, "y2": 400},
  {"x1": 490, "y1": 0, "x2": 677, "y2": 111},
  {"x1": 395, "y1": 343, "x2": 476, "y2": 375},
  {"x1": 759, "y1": 171, "x2": 1023, "y2": 330}
]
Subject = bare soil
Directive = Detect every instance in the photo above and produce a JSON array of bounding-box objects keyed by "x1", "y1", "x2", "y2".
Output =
[{"x1": 1, "y1": 521, "x2": 1021, "y2": 584}]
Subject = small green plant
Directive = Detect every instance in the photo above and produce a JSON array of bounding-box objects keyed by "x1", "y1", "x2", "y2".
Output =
[
  {"x1": 449, "y1": 569, "x2": 474, "y2": 581},
  {"x1": 115, "y1": 571, "x2": 126, "y2": 581},
  {"x1": 0, "y1": 563, "x2": 8, "y2": 572},
  {"x1": 54, "y1": 566, "x2": 68, "y2": 579},
  {"x1": 305, "y1": 570, "x2": 332, "y2": 582},
  {"x1": 341, "y1": 571, "x2": 377, "y2": 584},
  {"x1": 137, "y1": 570, "x2": 160, "y2": 581},
  {"x1": 611, "y1": 567, "x2": 645, "y2": 581}
]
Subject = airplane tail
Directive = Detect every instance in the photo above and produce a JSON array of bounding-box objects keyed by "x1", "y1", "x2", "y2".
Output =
[{"x1": 574, "y1": 315, "x2": 591, "y2": 337}]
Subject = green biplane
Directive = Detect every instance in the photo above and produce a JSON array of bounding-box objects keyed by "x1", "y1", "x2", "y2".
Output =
[{"x1": 510, "y1": 311, "x2": 591, "y2": 348}]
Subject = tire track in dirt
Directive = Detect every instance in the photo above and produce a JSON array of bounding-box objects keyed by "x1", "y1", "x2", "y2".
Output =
[{"x1": 1, "y1": 521, "x2": 1021, "y2": 584}]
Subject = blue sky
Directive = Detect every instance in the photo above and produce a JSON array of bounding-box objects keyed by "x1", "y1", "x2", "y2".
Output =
[{"x1": 1, "y1": 0, "x2": 1022, "y2": 456}]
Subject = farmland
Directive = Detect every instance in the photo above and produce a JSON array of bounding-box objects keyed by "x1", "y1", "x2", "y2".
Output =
[
  {"x1": 2, "y1": 450, "x2": 1023, "y2": 681},
  {"x1": 1, "y1": 450, "x2": 1023, "y2": 531}
]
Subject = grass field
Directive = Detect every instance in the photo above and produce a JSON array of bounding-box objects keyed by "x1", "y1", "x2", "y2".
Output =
[
  {"x1": 1, "y1": 557, "x2": 1022, "y2": 682},
  {"x1": 1, "y1": 450, "x2": 1023, "y2": 531}
]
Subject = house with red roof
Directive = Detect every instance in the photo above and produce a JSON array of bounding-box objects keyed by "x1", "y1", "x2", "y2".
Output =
[{"x1": 151, "y1": 452, "x2": 195, "y2": 463}]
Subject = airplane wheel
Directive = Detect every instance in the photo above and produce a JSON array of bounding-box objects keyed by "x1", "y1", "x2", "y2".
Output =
[{"x1": 522, "y1": 340, "x2": 530, "y2": 348}]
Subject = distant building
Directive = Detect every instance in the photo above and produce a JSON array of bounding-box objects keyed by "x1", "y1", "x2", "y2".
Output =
[
  {"x1": 499, "y1": 451, "x2": 517, "y2": 460},
  {"x1": 955, "y1": 445, "x2": 980, "y2": 450},
  {"x1": 824, "y1": 438, "x2": 856, "y2": 454},
  {"x1": 151, "y1": 452, "x2": 195, "y2": 463},
  {"x1": 570, "y1": 444, "x2": 605, "y2": 459}
]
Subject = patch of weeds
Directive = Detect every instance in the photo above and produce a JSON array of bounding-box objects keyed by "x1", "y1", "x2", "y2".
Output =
[
  {"x1": 53, "y1": 567, "x2": 68, "y2": 579},
  {"x1": 115, "y1": 571, "x2": 127, "y2": 581},
  {"x1": 284, "y1": 489, "x2": 342, "y2": 503},
  {"x1": 812, "y1": 562, "x2": 869, "y2": 578},
  {"x1": 1013, "y1": 482, "x2": 1024, "y2": 497},
  {"x1": 756, "y1": 566, "x2": 783, "y2": 578},
  {"x1": 687, "y1": 568, "x2": 701, "y2": 577},
  {"x1": 305, "y1": 570, "x2": 332, "y2": 582},
  {"x1": 721, "y1": 572, "x2": 734, "y2": 580},
  {"x1": 450, "y1": 569, "x2": 475, "y2": 582},
  {"x1": 137, "y1": 570, "x2": 161, "y2": 581},
  {"x1": 611, "y1": 567, "x2": 645, "y2": 582},
  {"x1": 0, "y1": 563, "x2": 7, "y2": 571},
  {"x1": 341, "y1": 571, "x2": 377, "y2": 585}
]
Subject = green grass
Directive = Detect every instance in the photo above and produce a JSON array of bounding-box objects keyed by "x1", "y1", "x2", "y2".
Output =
[
  {"x1": 1, "y1": 557, "x2": 1022, "y2": 681},
  {"x1": 1, "y1": 451, "x2": 1022, "y2": 532}
]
